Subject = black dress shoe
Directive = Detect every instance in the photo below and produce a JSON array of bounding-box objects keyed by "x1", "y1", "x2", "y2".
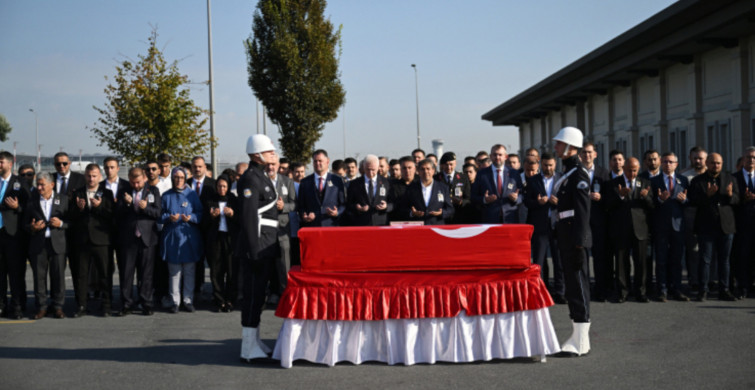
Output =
[
  {"x1": 696, "y1": 292, "x2": 707, "y2": 302},
  {"x1": 73, "y1": 306, "x2": 88, "y2": 318},
  {"x1": 10, "y1": 310, "x2": 23, "y2": 320},
  {"x1": 657, "y1": 293, "x2": 667, "y2": 303},
  {"x1": 183, "y1": 303, "x2": 195, "y2": 313},
  {"x1": 119, "y1": 308, "x2": 132, "y2": 317},
  {"x1": 143, "y1": 308, "x2": 154, "y2": 316},
  {"x1": 671, "y1": 292, "x2": 690, "y2": 302},
  {"x1": 615, "y1": 296, "x2": 626, "y2": 303},
  {"x1": 637, "y1": 295, "x2": 650, "y2": 303},
  {"x1": 53, "y1": 308, "x2": 66, "y2": 319},
  {"x1": 719, "y1": 290, "x2": 737, "y2": 301},
  {"x1": 170, "y1": 305, "x2": 179, "y2": 314}
]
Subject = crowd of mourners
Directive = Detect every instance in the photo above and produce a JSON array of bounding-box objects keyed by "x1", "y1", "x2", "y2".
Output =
[{"x1": 0, "y1": 140, "x2": 752, "y2": 320}]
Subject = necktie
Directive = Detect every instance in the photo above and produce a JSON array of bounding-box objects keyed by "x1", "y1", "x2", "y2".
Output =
[
  {"x1": 447, "y1": 174, "x2": 452, "y2": 184},
  {"x1": 195, "y1": 180, "x2": 201, "y2": 195},
  {"x1": 749, "y1": 173, "x2": 754, "y2": 192},
  {"x1": 60, "y1": 176, "x2": 67, "y2": 194},
  {"x1": 134, "y1": 191, "x2": 142, "y2": 237},
  {"x1": 496, "y1": 169, "x2": 502, "y2": 196},
  {"x1": 668, "y1": 175, "x2": 674, "y2": 193},
  {"x1": 318, "y1": 177, "x2": 324, "y2": 192},
  {"x1": 0, "y1": 179, "x2": 5, "y2": 229},
  {"x1": 368, "y1": 179, "x2": 374, "y2": 202}
]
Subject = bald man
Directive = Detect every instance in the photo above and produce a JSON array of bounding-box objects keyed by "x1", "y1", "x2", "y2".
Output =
[{"x1": 605, "y1": 157, "x2": 654, "y2": 303}]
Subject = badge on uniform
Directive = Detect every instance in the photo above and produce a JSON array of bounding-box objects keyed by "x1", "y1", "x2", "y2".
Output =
[
  {"x1": 281, "y1": 186, "x2": 288, "y2": 196},
  {"x1": 264, "y1": 186, "x2": 270, "y2": 192},
  {"x1": 182, "y1": 201, "x2": 188, "y2": 208},
  {"x1": 507, "y1": 183, "x2": 514, "y2": 190},
  {"x1": 437, "y1": 193, "x2": 444, "y2": 202},
  {"x1": 635, "y1": 181, "x2": 641, "y2": 188},
  {"x1": 327, "y1": 180, "x2": 333, "y2": 187},
  {"x1": 54, "y1": 199, "x2": 60, "y2": 205},
  {"x1": 577, "y1": 181, "x2": 589, "y2": 190},
  {"x1": 13, "y1": 182, "x2": 20, "y2": 190},
  {"x1": 96, "y1": 191, "x2": 103, "y2": 198},
  {"x1": 455, "y1": 187, "x2": 462, "y2": 197},
  {"x1": 148, "y1": 194, "x2": 155, "y2": 203},
  {"x1": 243, "y1": 188, "x2": 252, "y2": 198},
  {"x1": 379, "y1": 186, "x2": 386, "y2": 197}
]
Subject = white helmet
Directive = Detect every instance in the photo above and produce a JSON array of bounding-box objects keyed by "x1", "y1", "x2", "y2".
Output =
[
  {"x1": 246, "y1": 134, "x2": 276, "y2": 155},
  {"x1": 553, "y1": 126, "x2": 584, "y2": 148}
]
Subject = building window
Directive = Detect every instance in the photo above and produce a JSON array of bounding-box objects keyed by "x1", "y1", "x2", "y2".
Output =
[
  {"x1": 706, "y1": 120, "x2": 733, "y2": 170},
  {"x1": 669, "y1": 127, "x2": 688, "y2": 170}
]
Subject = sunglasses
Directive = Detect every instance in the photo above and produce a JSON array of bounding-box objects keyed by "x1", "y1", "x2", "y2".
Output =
[
  {"x1": 20, "y1": 172, "x2": 35, "y2": 177},
  {"x1": 55, "y1": 162, "x2": 69, "y2": 167},
  {"x1": 148, "y1": 167, "x2": 159, "y2": 171}
]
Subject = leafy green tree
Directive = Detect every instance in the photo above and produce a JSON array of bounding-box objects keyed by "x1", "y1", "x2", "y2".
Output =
[
  {"x1": 246, "y1": 0, "x2": 345, "y2": 163},
  {"x1": 0, "y1": 114, "x2": 11, "y2": 142},
  {"x1": 90, "y1": 29, "x2": 212, "y2": 164}
]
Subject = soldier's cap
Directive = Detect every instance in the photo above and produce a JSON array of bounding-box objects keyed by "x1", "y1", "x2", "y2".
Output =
[{"x1": 440, "y1": 152, "x2": 456, "y2": 164}]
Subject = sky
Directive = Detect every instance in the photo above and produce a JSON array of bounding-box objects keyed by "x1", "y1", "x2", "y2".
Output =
[{"x1": 0, "y1": 0, "x2": 677, "y2": 165}]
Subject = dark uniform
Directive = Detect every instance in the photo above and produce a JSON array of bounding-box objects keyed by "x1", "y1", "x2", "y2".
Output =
[
  {"x1": 236, "y1": 161, "x2": 279, "y2": 328},
  {"x1": 554, "y1": 154, "x2": 592, "y2": 323}
]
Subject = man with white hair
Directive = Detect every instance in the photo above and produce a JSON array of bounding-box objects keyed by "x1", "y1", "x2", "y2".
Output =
[
  {"x1": 238, "y1": 134, "x2": 279, "y2": 362},
  {"x1": 346, "y1": 154, "x2": 392, "y2": 226}
]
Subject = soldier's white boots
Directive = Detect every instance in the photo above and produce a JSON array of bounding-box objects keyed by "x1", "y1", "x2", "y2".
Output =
[
  {"x1": 560, "y1": 322, "x2": 590, "y2": 356},
  {"x1": 241, "y1": 327, "x2": 269, "y2": 361},
  {"x1": 256, "y1": 327, "x2": 272, "y2": 354}
]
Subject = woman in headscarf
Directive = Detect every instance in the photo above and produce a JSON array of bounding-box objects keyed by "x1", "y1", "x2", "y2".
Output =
[
  {"x1": 160, "y1": 167, "x2": 203, "y2": 313},
  {"x1": 203, "y1": 175, "x2": 238, "y2": 312}
]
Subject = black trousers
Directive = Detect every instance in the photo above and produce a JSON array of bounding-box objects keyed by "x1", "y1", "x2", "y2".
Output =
[
  {"x1": 531, "y1": 228, "x2": 562, "y2": 294},
  {"x1": 30, "y1": 238, "x2": 66, "y2": 310},
  {"x1": 241, "y1": 228, "x2": 278, "y2": 328},
  {"x1": 0, "y1": 229, "x2": 26, "y2": 311},
  {"x1": 590, "y1": 223, "x2": 614, "y2": 299},
  {"x1": 207, "y1": 231, "x2": 236, "y2": 306},
  {"x1": 560, "y1": 245, "x2": 590, "y2": 323},
  {"x1": 73, "y1": 243, "x2": 112, "y2": 308},
  {"x1": 614, "y1": 236, "x2": 648, "y2": 298},
  {"x1": 117, "y1": 237, "x2": 155, "y2": 309},
  {"x1": 153, "y1": 239, "x2": 169, "y2": 303}
]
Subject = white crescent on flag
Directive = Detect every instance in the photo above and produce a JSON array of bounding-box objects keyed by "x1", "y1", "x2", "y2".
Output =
[{"x1": 430, "y1": 225, "x2": 494, "y2": 239}]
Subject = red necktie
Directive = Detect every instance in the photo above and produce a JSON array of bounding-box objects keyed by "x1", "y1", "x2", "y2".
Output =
[
  {"x1": 496, "y1": 169, "x2": 502, "y2": 196},
  {"x1": 668, "y1": 175, "x2": 674, "y2": 192},
  {"x1": 196, "y1": 180, "x2": 201, "y2": 195},
  {"x1": 318, "y1": 177, "x2": 324, "y2": 192}
]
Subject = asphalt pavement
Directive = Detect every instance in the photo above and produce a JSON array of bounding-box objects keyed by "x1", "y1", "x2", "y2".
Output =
[{"x1": 1, "y1": 267, "x2": 754, "y2": 390}]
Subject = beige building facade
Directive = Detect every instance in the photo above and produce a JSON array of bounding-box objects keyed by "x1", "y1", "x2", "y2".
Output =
[{"x1": 483, "y1": 0, "x2": 755, "y2": 171}]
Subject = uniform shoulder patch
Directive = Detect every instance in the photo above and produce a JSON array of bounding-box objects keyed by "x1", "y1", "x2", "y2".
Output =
[
  {"x1": 577, "y1": 181, "x2": 589, "y2": 190},
  {"x1": 243, "y1": 188, "x2": 252, "y2": 198}
]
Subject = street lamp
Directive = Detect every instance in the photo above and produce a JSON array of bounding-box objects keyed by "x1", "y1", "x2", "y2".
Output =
[
  {"x1": 206, "y1": 0, "x2": 218, "y2": 177},
  {"x1": 411, "y1": 64, "x2": 420, "y2": 149},
  {"x1": 29, "y1": 108, "x2": 39, "y2": 170}
]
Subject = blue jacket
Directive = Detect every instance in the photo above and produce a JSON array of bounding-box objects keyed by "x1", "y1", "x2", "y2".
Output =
[
  {"x1": 296, "y1": 173, "x2": 346, "y2": 227},
  {"x1": 471, "y1": 165, "x2": 523, "y2": 223},
  {"x1": 160, "y1": 188, "x2": 203, "y2": 264}
]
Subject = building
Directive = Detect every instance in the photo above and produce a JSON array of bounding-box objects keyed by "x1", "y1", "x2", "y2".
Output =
[{"x1": 482, "y1": 0, "x2": 755, "y2": 170}]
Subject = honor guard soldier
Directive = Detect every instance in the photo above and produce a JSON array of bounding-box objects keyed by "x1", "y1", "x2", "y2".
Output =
[
  {"x1": 238, "y1": 134, "x2": 279, "y2": 362},
  {"x1": 551, "y1": 126, "x2": 592, "y2": 357}
]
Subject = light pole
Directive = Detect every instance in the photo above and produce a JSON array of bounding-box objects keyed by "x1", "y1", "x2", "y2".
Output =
[
  {"x1": 206, "y1": 0, "x2": 218, "y2": 176},
  {"x1": 411, "y1": 64, "x2": 420, "y2": 149},
  {"x1": 29, "y1": 108, "x2": 39, "y2": 170}
]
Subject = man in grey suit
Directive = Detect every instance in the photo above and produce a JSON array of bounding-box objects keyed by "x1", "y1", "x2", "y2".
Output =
[{"x1": 264, "y1": 154, "x2": 296, "y2": 306}]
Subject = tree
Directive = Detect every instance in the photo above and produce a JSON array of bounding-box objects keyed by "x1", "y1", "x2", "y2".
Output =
[
  {"x1": 0, "y1": 114, "x2": 11, "y2": 142},
  {"x1": 246, "y1": 0, "x2": 345, "y2": 163},
  {"x1": 90, "y1": 29, "x2": 212, "y2": 164}
]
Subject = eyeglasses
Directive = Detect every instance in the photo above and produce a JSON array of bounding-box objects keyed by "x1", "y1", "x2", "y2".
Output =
[
  {"x1": 20, "y1": 172, "x2": 35, "y2": 177},
  {"x1": 54, "y1": 162, "x2": 69, "y2": 167}
]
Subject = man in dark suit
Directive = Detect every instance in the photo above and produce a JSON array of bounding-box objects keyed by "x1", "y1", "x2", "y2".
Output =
[
  {"x1": 264, "y1": 154, "x2": 297, "y2": 306},
  {"x1": 24, "y1": 172, "x2": 69, "y2": 319},
  {"x1": 297, "y1": 149, "x2": 346, "y2": 227},
  {"x1": 189, "y1": 156, "x2": 216, "y2": 298},
  {"x1": 52, "y1": 152, "x2": 86, "y2": 198},
  {"x1": 434, "y1": 152, "x2": 472, "y2": 224},
  {"x1": 580, "y1": 143, "x2": 613, "y2": 302},
  {"x1": 115, "y1": 167, "x2": 161, "y2": 315},
  {"x1": 70, "y1": 163, "x2": 114, "y2": 317},
  {"x1": 406, "y1": 159, "x2": 453, "y2": 225},
  {"x1": 605, "y1": 157, "x2": 654, "y2": 303},
  {"x1": 346, "y1": 154, "x2": 393, "y2": 226},
  {"x1": 733, "y1": 146, "x2": 755, "y2": 299},
  {"x1": 650, "y1": 152, "x2": 690, "y2": 302},
  {"x1": 524, "y1": 153, "x2": 564, "y2": 302},
  {"x1": 638, "y1": 149, "x2": 661, "y2": 297},
  {"x1": 689, "y1": 153, "x2": 739, "y2": 301},
  {"x1": 0, "y1": 151, "x2": 31, "y2": 319},
  {"x1": 471, "y1": 144, "x2": 523, "y2": 224},
  {"x1": 388, "y1": 156, "x2": 416, "y2": 222}
]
